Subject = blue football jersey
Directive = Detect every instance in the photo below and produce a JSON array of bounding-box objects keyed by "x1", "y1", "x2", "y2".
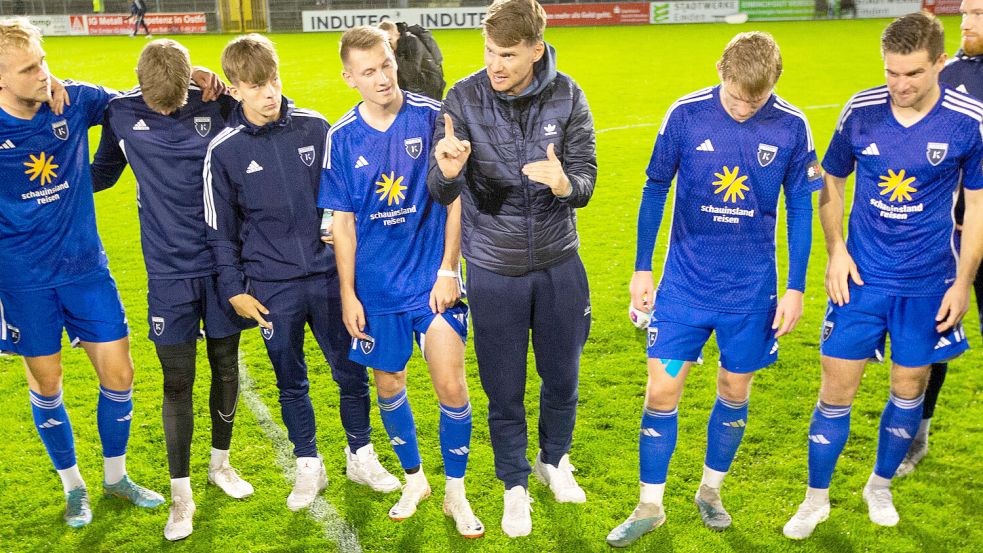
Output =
[
  {"x1": 823, "y1": 85, "x2": 983, "y2": 296},
  {"x1": 646, "y1": 86, "x2": 822, "y2": 313},
  {"x1": 318, "y1": 93, "x2": 444, "y2": 315},
  {"x1": 93, "y1": 86, "x2": 237, "y2": 279},
  {"x1": 0, "y1": 81, "x2": 115, "y2": 291}
]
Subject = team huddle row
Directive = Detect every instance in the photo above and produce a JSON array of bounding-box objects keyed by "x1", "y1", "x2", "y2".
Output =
[{"x1": 0, "y1": 0, "x2": 980, "y2": 546}]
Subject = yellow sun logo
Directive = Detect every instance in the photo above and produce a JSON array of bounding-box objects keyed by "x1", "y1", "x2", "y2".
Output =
[
  {"x1": 24, "y1": 152, "x2": 59, "y2": 186},
  {"x1": 712, "y1": 166, "x2": 750, "y2": 203},
  {"x1": 375, "y1": 171, "x2": 407, "y2": 206},
  {"x1": 878, "y1": 169, "x2": 917, "y2": 202}
]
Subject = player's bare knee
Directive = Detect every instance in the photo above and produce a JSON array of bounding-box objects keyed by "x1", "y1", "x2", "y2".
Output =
[
  {"x1": 716, "y1": 370, "x2": 753, "y2": 402},
  {"x1": 374, "y1": 369, "x2": 407, "y2": 398},
  {"x1": 890, "y1": 364, "x2": 930, "y2": 399}
]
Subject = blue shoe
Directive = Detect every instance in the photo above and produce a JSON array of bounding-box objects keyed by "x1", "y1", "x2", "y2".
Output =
[
  {"x1": 103, "y1": 475, "x2": 165, "y2": 508},
  {"x1": 606, "y1": 503, "x2": 666, "y2": 548},
  {"x1": 64, "y1": 486, "x2": 92, "y2": 528}
]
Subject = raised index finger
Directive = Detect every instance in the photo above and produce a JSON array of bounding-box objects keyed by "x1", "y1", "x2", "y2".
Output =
[{"x1": 444, "y1": 113, "x2": 456, "y2": 139}]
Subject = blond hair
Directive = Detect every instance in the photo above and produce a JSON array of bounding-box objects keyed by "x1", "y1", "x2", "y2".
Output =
[
  {"x1": 340, "y1": 25, "x2": 391, "y2": 66},
  {"x1": 483, "y1": 0, "x2": 547, "y2": 47},
  {"x1": 137, "y1": 39, "x2": 192, "y2": 114},
  {"x1": 0, "y1": 17, "x2": 42, "y2": 62},
  {"x1": 718, "y1": 32, "x2": 783, "y2": 98},
  {"x1": 221, "y1": 34, "x2": 278, "y2": 85}
]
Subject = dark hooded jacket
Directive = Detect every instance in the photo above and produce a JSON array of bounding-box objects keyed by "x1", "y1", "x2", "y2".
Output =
[{"x1": 427, "y1": 44, "x2": 597, "y2": 276}]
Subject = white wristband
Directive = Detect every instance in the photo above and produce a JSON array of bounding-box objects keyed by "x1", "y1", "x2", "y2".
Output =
[{"x1": 437, "y1": 270, "x2": 458, "y2": 279}]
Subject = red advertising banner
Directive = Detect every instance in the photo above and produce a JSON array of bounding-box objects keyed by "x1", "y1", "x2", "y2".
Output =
[
  {"x1": 85, "y1": 12, "x2": 207, "y2": 35},
  {"x1": 543, "y1": 2, "x2": 650, "y2": 26},
  {"x1": 922, "y1": 0, "x2": 961, "y2": 14}
]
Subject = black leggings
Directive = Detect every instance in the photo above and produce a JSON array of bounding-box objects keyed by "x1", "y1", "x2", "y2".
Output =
[{"x1": 159, "y1": 333, "x2": 241, "y2": 479}]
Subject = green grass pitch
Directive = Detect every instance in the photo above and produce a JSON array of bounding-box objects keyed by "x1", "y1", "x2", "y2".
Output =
[{"x1": 2, "y1": 16, "x2": 982, "y2": 552}]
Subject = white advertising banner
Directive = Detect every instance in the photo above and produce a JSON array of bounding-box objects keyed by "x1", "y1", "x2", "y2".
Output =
[
  {"x1": 651, "y1": 1, "x2": 742, "y2": 24},
  {"x1": 302, "y1": 7, "x2": 488, "y2": 32},
  {"x1": 855, "y1": 0, "x2": 923, "y2": 18},
  {"x1": 28, "y1": 15, "x2": 77, "y2": 36}
]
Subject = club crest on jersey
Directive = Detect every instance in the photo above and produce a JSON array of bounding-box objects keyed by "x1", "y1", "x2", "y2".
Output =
[
  {"x1": 757, "y1": 143, "x2": 778, "y2": 167},
  {"x1": 194, "y1": 117, "x2": 212, "y2": 137},
  {"x1": 51, "y1": 120, "x2": 69, "y2": 141},
  {"x1": 359, "y1": 338, "x2": 375, "y2": 355},
  {"x1": 647, "y1": 327, "x2": 658, "y2": 348},
  {"x1": 298, "y1": 145, "x2": 315, "y2": 167},
  {"x1": 926, "y1": 142, "x2": 948, "y2": 166},
  {"x1": 7, "y1": 325, "x2": 20, "y2": 344},
  {"x1": 261, "y1": 326, "x2": 274, "y2": 341},
  {"x1": 404, "y1": 137, "x2": 423, "y2": 159},
  {"x1": 151, "y1": 317, "x2": 165, "y2": 337},
  {"x1": 822, "y1": 320, "x2": 834, "y2": 342}
]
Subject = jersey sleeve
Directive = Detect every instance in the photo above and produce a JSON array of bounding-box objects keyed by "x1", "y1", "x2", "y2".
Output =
[
  {"x1": 203, "y1": 142, "x2": 247, "y2": 300},
  {"x1": 634, "y1": 107, "x2": 683, "y2": 271},
  {"x1": 66, "y1": 80, "x2": 118, "y2": 128},
  {"x1": 783, "y1": 116, "x2": 824, "y2": 198},
  {"x1": 318, "y1": 130, "x2": 354, "y2": 212},
  {"x1": 822, "y1": 110, "x2": 855, "y2": 178},
  {"x1": 960, "y1": 122, "x2": 983, "y2": 191},
  {"x1": 90, "y1": 109, "x2": 128, "y2": 193}
]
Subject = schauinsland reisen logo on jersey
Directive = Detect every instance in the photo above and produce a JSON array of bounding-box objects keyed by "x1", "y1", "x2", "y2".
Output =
[
  {"x1": 20, "y1": 152, "x2": 71, "y2": 206},
  {"x1": 24, "y1": 152, "x2": 58, "y2": 186},
  {"x1": 376, "y1": 171, "x2": 407, "y2": 206},
  {"x1": 870, "y1": 168, "x2": 923, "y2": 221},
  {"x1": 713, "y1": 166, "x2": 749, "y2": 202},
  {"x1": 700, "y1": 165, "x2": 756, "y2": 225}
]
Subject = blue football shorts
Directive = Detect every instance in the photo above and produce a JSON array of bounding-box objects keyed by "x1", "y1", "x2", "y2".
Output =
[
  {"x1": 820, "y1": 284, "x2": 968, "y2": 367},
  {"x1": 147, "y1": 275, "x2": 255, "y2": 345},
  {"x1": 0, "y1": 269, "x2": 129, "y2": 357},
  {"x1": 646, "y1": 296, "x2": 777, "y2": 374},
  {"x1": 350, "y1": 301, "x2": 469, "y2": 373}
]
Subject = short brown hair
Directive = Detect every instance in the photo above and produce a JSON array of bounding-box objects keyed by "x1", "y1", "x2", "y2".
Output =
[
  {"x1": 0, "y1": 17, "x2": 42, "y2": 61},
  {"x1": 221, "y1": 34, "x2": 278, "y2": 85},
  {"x1": 377, "y1": 21, "x2": 396, "y2": 33},
  {"x1": 881, "y1": 12, "x2": 945, "y2": 61},
  {"x1": 718, "y1": 32, "x2": 783, "y2": 98},
  {"x1": 137, "y1": 39, "x2": 192, "y2": 114},
  {"x1": 340, "y1": 26, "x2": 390, "y2": 66},
  {"x1": 483, "y1": 0, "x2": 547, "y2": 47}
]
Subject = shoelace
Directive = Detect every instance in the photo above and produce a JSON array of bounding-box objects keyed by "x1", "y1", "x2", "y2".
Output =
[
  {"x1": 67, "y1": 489, "x2": 89, "y2": 513},
  {"x1": 867, "y1": 487, "x2": 893, "y2": 505},
  {"x1": 171, "y1": 498, "x2": 194, "y2": 521},
  {"x1": 506, "y1": 491, "x2": 534, "y2": 516},
  {"x1": 554, "y1": 459, "x2": 580, "y2": 489},
  {"x1": 213, "y1": 465, "x2": 241, "y2": 483}
]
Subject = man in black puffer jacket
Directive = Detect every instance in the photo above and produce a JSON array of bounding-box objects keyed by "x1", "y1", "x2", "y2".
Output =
[{"x1": 427, "y1": 0, "x2": 596, "y2": 538}]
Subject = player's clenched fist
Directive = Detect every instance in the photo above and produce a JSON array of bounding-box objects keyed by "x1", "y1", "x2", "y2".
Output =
[{"x1": 435, "y1": 113, "x2": 471, "y2": 180}]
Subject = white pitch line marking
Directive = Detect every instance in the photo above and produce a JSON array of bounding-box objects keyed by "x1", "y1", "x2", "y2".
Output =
[{"x1": 238, "y1": 352, "x2": 363, "y2": 552}]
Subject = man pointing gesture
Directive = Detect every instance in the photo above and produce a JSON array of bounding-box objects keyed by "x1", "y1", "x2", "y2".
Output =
[
  {"x1": 427, "y1": 0, "x2": 596, "y2": 538},
  {"x1": 435, "y1": 113, "x2": 471, "y2": 179}
]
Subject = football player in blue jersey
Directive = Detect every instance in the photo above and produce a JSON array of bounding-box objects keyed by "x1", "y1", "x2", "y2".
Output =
[
  {"x1": 90, "y1": 39, "x2": 254, "y2": 541},
  {"x1": 204, "y1": 34, "x2": 400, "y2": 513},
  {"x1": 897, "y1": 0, "x2": 983, "y2": 478},
  {"x1": 0, "y1": 18, "x2": 164, "y2": 528},
  {"x1": 784, "y1": 13, "x2": 983, "y2": 539},
  {"x1": 320, "y1": 26, "x2": 482, "y2": 537},
  {"x1": 607, "y1": 32, "x2": 823, "y2": 547}
]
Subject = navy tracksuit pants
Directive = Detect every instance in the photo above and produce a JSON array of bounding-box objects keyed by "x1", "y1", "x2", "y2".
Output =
[
  {"x1": 250, "y1": 272, "x2": 371, "y2": 458},
  {"x1": 467, "y1": 253, "x2": 591, "y2": 489}
]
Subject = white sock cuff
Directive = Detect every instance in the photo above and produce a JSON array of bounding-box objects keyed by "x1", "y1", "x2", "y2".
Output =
[
  {"x1": 30, "y1": 389, "x2": 63, "y2": 408},
  {"x1": 889, "y1": 392, "x2": 924, "y2": 410}
]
